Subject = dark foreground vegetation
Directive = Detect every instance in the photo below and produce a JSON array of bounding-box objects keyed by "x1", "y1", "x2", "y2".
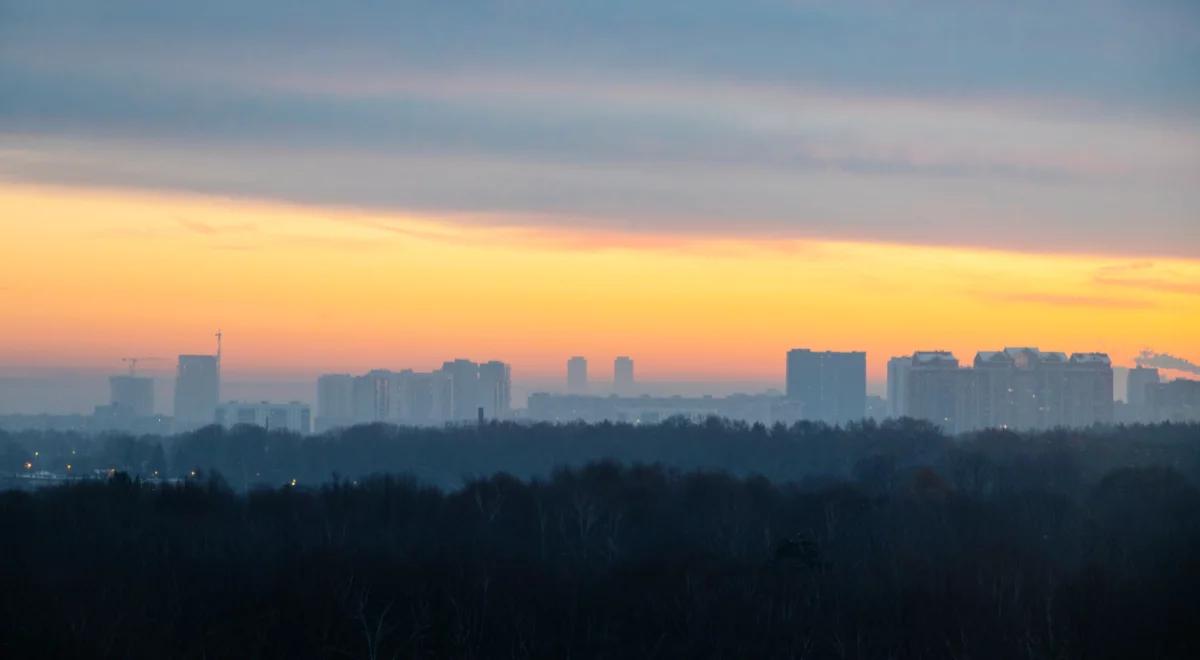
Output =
[{"x1": 1, "y1": 421, "x2": 1199, "y2": 658}]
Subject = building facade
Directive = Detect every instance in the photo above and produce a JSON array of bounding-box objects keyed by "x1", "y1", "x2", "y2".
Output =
[
  {"x1": 903, "y1": 351, "x2": 965, "y2": 432},
  {"x1": 351, "y1": 369, "x2": 394, "y2": 423},
  {"x1": 614, "y1": 356, "x2": 634, "y2": 395},
  {"x1": 886, "y1": 356, "x2": 910, "y2": 418},
  {"x1": 317, "y1": 359, "x2": 510, "y2": 428},
  {"x1": 567, "y1": 356, "x2": 588, "y2": 394},
  {"x1": 109, "y1": 374, "x2": 155, "y2": 418},
  {"x1": 527, "y1": 392, "x2": 804, "y2": 426},
  {"x1": 477, "y1": 360, "x2": 512, "y2": 420},
  {"x1": 442, "y1": 359, "x2": 481, "y2": 421},
  {"x1": 316, "y1": 374, "x2": 354, "y2": 431},
  {"x1": 785, "y1": 349, "x2": 866, "y2": 425},
  {"x1": 215, "y1": 401, "x2": 311, "y2": 434},
  {"x1": 1062, "y1": 353, "x2": 1115, "y2": 427},
  {"x1": 1125, "y1": 367, "x2": 1161, "y2": 421},
  {"x1": 1146, "y1": 378, "x2": 1200, "y2": 422},
  {"x1": 173, "y1": 354, "x2": 219, "y2": 431},
  {"x1": 890, "y1": 347, "x2": 1113, "y2": 433}
]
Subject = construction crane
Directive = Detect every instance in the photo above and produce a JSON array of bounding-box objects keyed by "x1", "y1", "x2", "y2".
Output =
[{"x1": 120, "y1": 357, "x2": 162, "y2": 376}]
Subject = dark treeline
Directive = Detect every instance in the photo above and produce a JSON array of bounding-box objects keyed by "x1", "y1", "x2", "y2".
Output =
[
  {"x1": 3, "y1": 418, "x2": 1200, "y2": 494},
  {"x1": 1, "y1": 458, "x2": 1198, "y2": 657},
  {"x1": 0, "y1": 422, "x2": 1198, "y2": 657}
]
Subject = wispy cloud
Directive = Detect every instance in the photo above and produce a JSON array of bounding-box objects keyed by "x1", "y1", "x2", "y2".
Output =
[
  {"x1": 976, "y1": 291, "x2": 1153, "y2": 309},
  {"x1": 176, "y1": 218, "x2": 258, "y2": 236},
  {"x1": 5, "y1": 136, "x2": 1198, "y2": 257},
  {"x1": 1094, "y1": 263, "x2": 1200, "y2": 295}
]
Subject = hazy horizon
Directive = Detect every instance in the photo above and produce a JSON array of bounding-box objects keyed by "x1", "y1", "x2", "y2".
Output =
[
  {"x1": 7, "y1": 355, "x2": 1200, "y2": 416},
  {"x1": 0, "y1": 362, "x2": 800, "y2": 415}
]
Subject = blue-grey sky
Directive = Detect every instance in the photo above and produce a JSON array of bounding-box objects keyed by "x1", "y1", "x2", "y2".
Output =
[{"x1": 3, "y1": 0, "x2": 1199, "y2": 254}]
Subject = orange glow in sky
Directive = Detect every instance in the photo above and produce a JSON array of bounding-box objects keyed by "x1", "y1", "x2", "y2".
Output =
[{"x1": 2, "y1": 182, "x2": 1197, "y2": 385}]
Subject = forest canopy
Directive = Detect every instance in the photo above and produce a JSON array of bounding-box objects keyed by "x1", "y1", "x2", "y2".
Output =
[{"x1": 1, "y1": 420, "x2": 1198, "y2": 658}]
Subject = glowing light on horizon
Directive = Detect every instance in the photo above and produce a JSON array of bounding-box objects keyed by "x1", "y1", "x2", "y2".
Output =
[{"x1": 1, "y1": 182, "x2": 1197, "y2": 383}]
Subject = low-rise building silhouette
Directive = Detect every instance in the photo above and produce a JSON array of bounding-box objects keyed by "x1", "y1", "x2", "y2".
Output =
[
  {"x1": 216, "y1": 401, "x2": 311, "y2": 434},
  {"x1": 526, "y1": 392, "x2": 804, "y2": 426}
]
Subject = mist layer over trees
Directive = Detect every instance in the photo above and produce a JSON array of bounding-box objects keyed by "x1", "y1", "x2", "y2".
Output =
[
  {"x1": 3, "y1": 418, "x2": 1199, "y2": 491},
  {"x1": 1, "y1": 420, "x2": 1198, "y2": 657}
]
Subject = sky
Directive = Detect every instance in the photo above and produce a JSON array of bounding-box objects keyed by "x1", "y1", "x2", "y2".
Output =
[{"x1": 1, "y1": 1, "x2": 1199, "y2": 411}]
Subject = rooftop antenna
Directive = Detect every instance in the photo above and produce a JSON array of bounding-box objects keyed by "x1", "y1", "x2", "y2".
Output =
[{"x1": 215, "y1": 329, "x2": 223, "y2": 363}]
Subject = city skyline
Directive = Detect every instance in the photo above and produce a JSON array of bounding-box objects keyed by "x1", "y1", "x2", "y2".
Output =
[
  {"x1": 4, "y1": 338, "x2": 1200, "y2": 417},
  {"x1": 7, "y1": 336, "x2": 1199, "y2": 427}
]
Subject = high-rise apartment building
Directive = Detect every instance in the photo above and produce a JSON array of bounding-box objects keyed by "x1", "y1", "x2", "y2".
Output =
[
  {"x1": 969, "y1": 350, "x2": 1018, "y2": 430},
  {"x1": 904, "y1": 351, "x2": 964, "y2": 432},
  {"x1": 1063, "y1": 353, "x2": 1114, "y2": 427},
  {"x1": 478, "y1": 361, "x2": 512, "y2": 420},
  {"x1": 614, "y1": 356, "x2": 634, "y2": 394},
  {"x1": 567, "y1": 356, "x2": 589, "y2": 394},
  {"x1": 397, "y1": 371, "x2": 435, "y2": 425},
  {"x1": 1146, "y1": 378, "x2": 1200, "y2": 422},
  {"x1": 429, "y1": 370, "x2": 456, "y2": 422},
  {"x1": 393, "y1": 370, "x2": 453, "y2": 425},
  {"x1": 173, "y1": 354, "x2": 219, "y2": 431},
  {"x1": 1012, "y1": 348, "x2": 1068, "y2": 429},
  {"x1": 316, "y1": 374, "x2": 355, "y2": 431},
  {"x1": 1127, "y1": 367, "x2": 1160, "y2": 410},
  {"x1": 109, "y1": 375, "x2": 155, "y2": 418},
  {"x1": 894, "y1": 346, "x2": 1113, "y2": 432},
  {"x1": 886, "y1": 356, "x2": 910, "y2": 417},
  {"x1": 351, "y1": 369, "x2": 394, "y2": 423},
  {"x1": 442, "y1": 359, "x2": 480, "y2": 421},
  {"x1": 785, "y1": 349, "x2": 866, "y2": 425}
]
